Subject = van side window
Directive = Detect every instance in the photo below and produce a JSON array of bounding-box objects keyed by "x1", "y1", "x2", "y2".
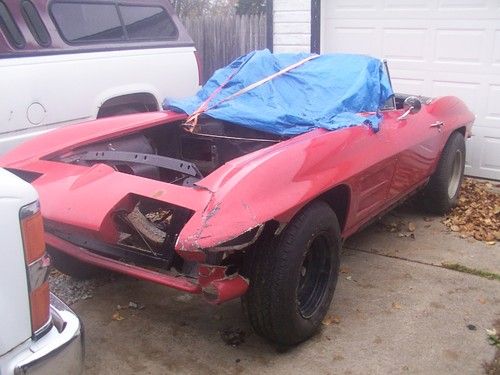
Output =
[
  {"x1": 0, "y1": 1, "x2": 25, "y2": 48},
  {"x1": 21, "y1": 1, "x2": 51, "y2": 47},
  {"x1": 51, "y1": 2, "x2": 124, "y2": 43},
  {"x1": 119, "y1": 5, "x2": 177, "y2": 40}
]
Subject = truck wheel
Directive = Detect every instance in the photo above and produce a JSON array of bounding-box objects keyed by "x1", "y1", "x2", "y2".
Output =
[
  {"x1": 48, "y1": 247, "x2": 103, "y2": 280},
  {"x1": 242, "y1": 201, "x2": 341, "y2": 345},
  {"x1": 422, "y1": 131, "x2": 465, "y2": 215}
]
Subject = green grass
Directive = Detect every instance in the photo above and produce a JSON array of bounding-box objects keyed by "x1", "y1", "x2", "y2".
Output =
[{"x1": 441, "y1": 262, "x2": 500, "y2": 281}]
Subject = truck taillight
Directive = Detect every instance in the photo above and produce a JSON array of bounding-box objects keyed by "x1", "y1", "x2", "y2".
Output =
[{"x1": 20, "y1": 201, "x2": 51, "y2": 334}]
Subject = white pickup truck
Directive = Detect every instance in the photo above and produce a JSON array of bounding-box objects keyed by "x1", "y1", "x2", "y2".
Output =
[{"x1": 0, "y1": 168, "x2": 83, "y2": 374}]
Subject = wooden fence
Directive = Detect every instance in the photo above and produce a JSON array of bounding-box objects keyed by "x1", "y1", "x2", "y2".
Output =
[{"x1": 183, "y1": 14, "x2": 267, "y2": 83}]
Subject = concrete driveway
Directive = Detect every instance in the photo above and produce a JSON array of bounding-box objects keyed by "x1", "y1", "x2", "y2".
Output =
[{"x1": 69, "y1": 205, "x2": 499, "y2": 375}]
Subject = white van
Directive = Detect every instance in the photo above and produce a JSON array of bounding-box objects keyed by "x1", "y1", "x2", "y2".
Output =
[{"x1": 0, "y1": 0, "x2": 201, "y2": 153}]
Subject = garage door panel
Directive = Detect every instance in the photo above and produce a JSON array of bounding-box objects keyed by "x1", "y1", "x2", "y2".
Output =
[
  {"x1": 467, "y1": 127, "x2": 500, "y2": 179},
  {"x1": 325, "y1": 27, "x2": 379, "y2": 55},
  {"x1": 382, "y1": 29, "x2": 427, "y2": 61},
  {"x1": 482, "y1": 137, "x2": 500, "y2": 171},
  {"x1": 385, "y1": 0, "x2": 430, "y2": 8},
  {"x1": 431, "y1": 81, "x2": 481, "y2": 112},
  {"x1": 391, "y1": 77, "x2": 426, "y2": 95},
  {"x1": 494, "y1": 31, "x2": 500, "y2": 64},
  {"x1": 487, "y1": 85, "x2": 500, "y2": 118},
  {"x1": 438, "y1": 0, "x2": 488, "y2": 9},
  {"x1": 322, "y1": 0, "x2": 500, "y2": 180},
  {"x1": 435, "y1": 29, "x2": 485, "y2": 64}
]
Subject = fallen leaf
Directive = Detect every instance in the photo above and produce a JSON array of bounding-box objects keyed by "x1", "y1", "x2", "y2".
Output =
[
  {"x1": 340, "y1": 266, "x2": 350, "y2": 274},
  {"x1": 486, "y1": 328, "x2": 497, "y2": 336},
  {"x1": 346, "y1": 275, "x2": 352, "y2": 281},
  {"x1": 392, "y1": 302, "x2": 402, "y2": 309},
  {"x1": 322, "y1": 315, "x2": 341, "y2": 326},
  {"x1": 478, "y1": 298, "x2": 487, "y2": 304},
  {"x1": 485, "y1": 233, "x2": 496, "y2": 242},
  {"x1": 112, "y1": 311, "x2": 124, "y2": 321},
  {"x1": 486, "y1": 241, "x2": 496, "y2": 246},
  {"x1": 451, "y1": 225, "x2": 460, "y2": 232},
  {"x1": 408, "y1": 222, "x2": 416, "y2": 232}
]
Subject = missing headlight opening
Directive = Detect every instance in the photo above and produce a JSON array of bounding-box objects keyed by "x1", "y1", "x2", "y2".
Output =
[{"x1": 114, "y1": 196, "x2": 193, "y2": 266}]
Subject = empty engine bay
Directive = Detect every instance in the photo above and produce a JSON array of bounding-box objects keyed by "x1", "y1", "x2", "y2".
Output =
[
  {"x1": 56, "y1": 119, "x2": 283, "y2": 187},
  {"x1": 48, "y1": 120, "x2": 283, "y2": 269}
]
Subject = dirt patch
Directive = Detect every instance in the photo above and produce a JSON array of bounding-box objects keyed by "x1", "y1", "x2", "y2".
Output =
[{"x1": 442, "y1": 178, "x2": 500, "y2": 244}]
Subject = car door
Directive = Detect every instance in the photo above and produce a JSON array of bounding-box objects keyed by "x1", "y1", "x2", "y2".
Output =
[
  {"x1": 346, "y1": 120, "x2": 399, "y2": 230},
  {"x1": 386, "y1": 97, "x2": 448, "y2": 202}
]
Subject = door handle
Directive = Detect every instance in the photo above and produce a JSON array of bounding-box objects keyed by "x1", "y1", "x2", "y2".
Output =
[{"x1": 430, "y1": 121, "x2": 444, "y2": 131}]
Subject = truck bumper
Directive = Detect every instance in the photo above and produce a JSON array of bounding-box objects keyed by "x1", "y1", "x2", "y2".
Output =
[{"x1": 2, "y1": 294, "x2": 84, "y2": 375}]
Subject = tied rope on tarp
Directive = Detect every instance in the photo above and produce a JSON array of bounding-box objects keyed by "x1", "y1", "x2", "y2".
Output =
[{"x1": 163, "y1": 49, "x2": 394, "y2": 137}]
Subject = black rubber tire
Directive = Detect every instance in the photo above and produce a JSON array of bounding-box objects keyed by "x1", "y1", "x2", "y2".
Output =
[
  {"x1": 48, "y1": 246, "x2": 103, "y2": 280},
  {"x1": 242, "y1": 201, "x2": 341, "y2": 345},
  {"x1": 422, "y1": 131, "x2": 465, "y2": 215}
]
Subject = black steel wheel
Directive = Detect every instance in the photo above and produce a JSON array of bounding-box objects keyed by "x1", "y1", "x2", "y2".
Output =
[{"x1": 242, "y1": 201, "x2": 341, "y2": 345}]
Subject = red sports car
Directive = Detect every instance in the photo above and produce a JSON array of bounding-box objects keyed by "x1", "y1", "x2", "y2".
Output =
[{"x1": 1, "y1": 55, "x2": 474, "y2": 345}]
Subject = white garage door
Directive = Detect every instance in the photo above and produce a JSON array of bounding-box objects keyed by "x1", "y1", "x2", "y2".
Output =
[{"x1": 321, "y1": 0, "x2": 500, "y2": 180}]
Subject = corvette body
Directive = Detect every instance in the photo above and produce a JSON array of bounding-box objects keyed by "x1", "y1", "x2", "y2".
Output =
[{"x1": 1, "y1": 93, "x2": 474, "y2": 305}]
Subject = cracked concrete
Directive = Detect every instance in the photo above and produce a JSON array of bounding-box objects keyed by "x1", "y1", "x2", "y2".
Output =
[{"x1": 68, "y1": 205, "x2": 499, "y2": 375}]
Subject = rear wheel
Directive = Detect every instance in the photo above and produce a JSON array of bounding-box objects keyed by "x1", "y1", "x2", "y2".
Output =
[
  {"x1": 242, "y1": 201, "x2": 341, "y2": 345},
  {"x1": 422, "y1": 131, "x2": 465, "y2": 214},
  {"x1": 48, "y1": 247, "x2": 103, "y2": 280}
]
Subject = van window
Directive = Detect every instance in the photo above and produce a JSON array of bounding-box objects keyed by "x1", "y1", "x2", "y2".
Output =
[
  {"x1": 0, "y1": 1, "x2": 25, "y2": 48},
  {"x1": 119, "y1": 5, "x2": 177, "y2": 40},
  {"x1": 21, "y1": 1, "x2": 51, "y2": 47},
  {"x1": 51, "y1": 2, "x2": 124, "y2": 43}
]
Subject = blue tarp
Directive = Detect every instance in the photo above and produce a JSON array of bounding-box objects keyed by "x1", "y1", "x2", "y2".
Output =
[{"x1": 163, "y1": 49, "x2": 393, "y2": 136}]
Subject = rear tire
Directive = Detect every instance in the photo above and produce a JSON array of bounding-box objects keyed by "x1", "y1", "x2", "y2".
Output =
[
  {"x1": 48, "y1": 246, "x2": 103, "y2": 280},
  {"x1": 422, "y1": 131, "x2": 465, "y2": 215},
  {"x1": 242, "y1": 201, "x2": 341, "y2": 345}
]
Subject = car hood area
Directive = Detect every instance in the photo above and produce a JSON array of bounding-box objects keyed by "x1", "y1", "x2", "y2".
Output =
[{"x1": 1, "y1": 111, "x2": 352, "y2": 264}]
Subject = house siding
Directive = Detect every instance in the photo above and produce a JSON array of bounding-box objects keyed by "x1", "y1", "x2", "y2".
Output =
[{"x1": 273, "y1": 0, "x2": 311, "y2": 53}]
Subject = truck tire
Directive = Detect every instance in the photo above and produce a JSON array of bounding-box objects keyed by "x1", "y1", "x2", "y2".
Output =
[
  {"x1": 242, "y1": 201, "x2": 341, "y2": 345},
  {"x1": 422, "y1": 131, "x2": 465, "y2": 215},
  {"x1": 48, "y1": 246, "x2": 103, "y2": 280}
]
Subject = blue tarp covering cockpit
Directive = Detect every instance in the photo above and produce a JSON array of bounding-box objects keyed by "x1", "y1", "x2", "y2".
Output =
[{"x1": 163, "y1": 49, "x2": 394, "y2": 137}]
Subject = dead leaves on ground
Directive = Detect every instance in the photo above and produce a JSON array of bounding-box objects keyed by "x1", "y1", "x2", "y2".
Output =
[
  {"x1": 442, "y1": 178, "x2": 500, "y2": 244},
  {"x1": 322, "y1": 315, "x2": 341, "y2": 326},
  {"x1": 380, "y1": 219, "x2": 417, "y2": 239}
]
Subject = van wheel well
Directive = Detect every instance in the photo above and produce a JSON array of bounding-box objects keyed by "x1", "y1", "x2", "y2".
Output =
[
  {"x1": 318, "y1": 184, "x2": 350, "y2": 233},
  {"x1": 97, "y1": 93, "x2": 159, "y2": 118},
  {"x1": 455, "y1": 126, "x2": 466, "y2": 137}
]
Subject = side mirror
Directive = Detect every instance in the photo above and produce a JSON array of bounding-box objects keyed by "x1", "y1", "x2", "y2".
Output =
[{"x1": 398, "y1": 96, "x2": 422, "y2": 120}]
